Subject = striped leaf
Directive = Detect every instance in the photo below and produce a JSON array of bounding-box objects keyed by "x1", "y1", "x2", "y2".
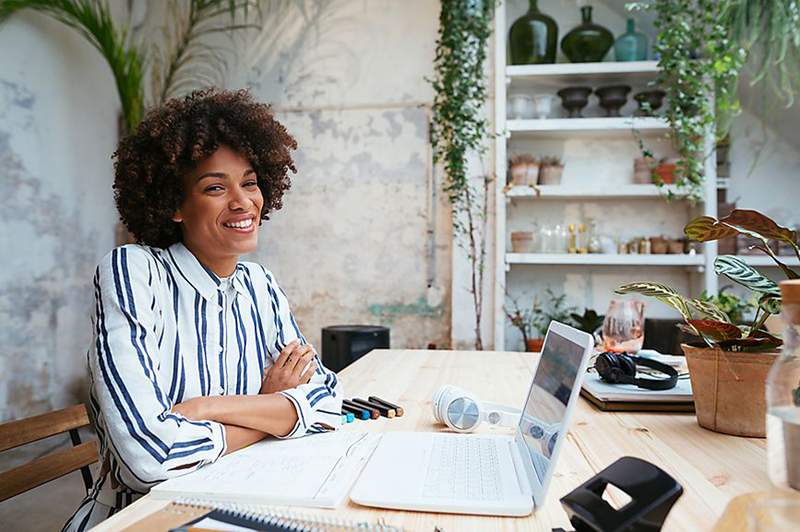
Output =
[
  {"x1": 684, "y1": 216, "x2": 739, "y2": 242},
  {"x1": 687, "y1": 320, "x2": 742, "y2": 342},
  {"x1": 714, "y1": 255, "x2": 780, "y2": 296},
  {"x1": 749, "y1": 244, "x2": 800, "y2": 280},
  {"x1": 689, "y1": 298, "x2": 731, "y2": 323},
  {"x1": 615, "y1": 283, "x2": 694, "y2": 324},
  {"x1": 758, "y1": 294, "x2": 782, "y2": 315}
]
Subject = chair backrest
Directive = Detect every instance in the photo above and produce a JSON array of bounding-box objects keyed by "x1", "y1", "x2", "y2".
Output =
[{"x1": 0, "y1": 404, "x2": 98, "y2": 502}]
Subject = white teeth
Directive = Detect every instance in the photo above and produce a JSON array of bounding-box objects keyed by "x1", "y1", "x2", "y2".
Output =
[{"x1": 224, "y1": 218, "x2": 253, "y2": 229}]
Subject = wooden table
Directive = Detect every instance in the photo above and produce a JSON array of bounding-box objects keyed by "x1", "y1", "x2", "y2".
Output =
[{"x1": 91, "y1": 350, "x2": 770, "y2": 531}]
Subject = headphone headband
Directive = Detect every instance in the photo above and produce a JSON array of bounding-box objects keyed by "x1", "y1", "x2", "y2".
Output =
[{"x1": 595, "y1": 352, "x2": 678, "y2": 391}]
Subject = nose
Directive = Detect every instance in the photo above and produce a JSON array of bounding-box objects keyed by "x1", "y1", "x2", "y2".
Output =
[{"x1": 228, "y1": 184, "x2": 249, "y2": 211}]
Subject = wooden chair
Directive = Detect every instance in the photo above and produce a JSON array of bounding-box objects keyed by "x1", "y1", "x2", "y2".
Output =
[{"x1": 0, "y1": 404, "x2": 98, "y2": 502}]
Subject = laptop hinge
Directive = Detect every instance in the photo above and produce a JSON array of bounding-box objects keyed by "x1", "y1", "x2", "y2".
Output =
[{"x1": 509, "y1": 440, "x2": 533, "y2": 498}]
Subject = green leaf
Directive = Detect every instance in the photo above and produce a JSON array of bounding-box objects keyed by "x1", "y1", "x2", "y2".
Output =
[
  {"x1": 714, "y1": 255, "x2": 781, "y2": 296},
  {"x1": 758, "y1": 294, "x2": 782, "y2": 315},
  {"x1": 689, "y1": 298, "x2": 731, "y2": 323},
  {"x1": 687, "y1": 319, "x2": 742, "y2": 341},
  {"x1": 684, "y1": 215, "x2": 739, "y2": 242},
  {"x1": 615, "y1": 282, "x2": 694, "y2": 324}
]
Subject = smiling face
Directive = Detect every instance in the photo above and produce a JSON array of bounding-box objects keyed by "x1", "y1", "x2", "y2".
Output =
[{"x1": 172, "y1": 145, "x2": 263, "y2": 275}]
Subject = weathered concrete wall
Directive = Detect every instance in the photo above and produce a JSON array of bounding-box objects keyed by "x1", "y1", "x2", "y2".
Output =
[
  {"x1": 0, "y1": 1, "x2": 451, "y2": 421},
  {"x1": 0, "y1": 13, "x2": 119, "y2": 421}
]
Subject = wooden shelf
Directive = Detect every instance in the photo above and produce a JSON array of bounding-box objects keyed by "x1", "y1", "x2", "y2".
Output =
[
  {"x1": 506, "y1": 117, "x2": 669, "y2": 138},
  {"x1": 506, "y1": 253, "x2": 704, "y2": 266},
  {"x1": 505, "y1": 184, "x2": 687, "y2": 200}
]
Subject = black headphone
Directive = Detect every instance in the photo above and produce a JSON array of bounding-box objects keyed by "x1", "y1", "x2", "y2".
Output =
[{"x1": 594, "y1": 352, "x2": 678, "y2": 391}]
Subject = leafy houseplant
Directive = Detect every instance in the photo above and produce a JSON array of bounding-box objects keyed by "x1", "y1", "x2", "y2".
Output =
[
  {"x1": 570, "y1": 308, "x2": 604, "y2": 336},
  {"x1": 505, "y1": 289, "x2": 576, "y2": 352},
  {"x1": 430, "y1": 0, "x2": 495, "y2": 350},
  {"x1": 628, "y1": 1, "x2": 800, "y2": 201},
  {"x1": 700, "y1": 287, "x2": 755, "y2": 325},
  {"x1": 617, "y1": 209, "x2": 797, "y2": 437}
]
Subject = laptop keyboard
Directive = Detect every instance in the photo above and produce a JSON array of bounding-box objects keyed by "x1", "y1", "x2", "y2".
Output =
[{"x1": 422, "y1": 436, "x2": 503, "y2": 500}]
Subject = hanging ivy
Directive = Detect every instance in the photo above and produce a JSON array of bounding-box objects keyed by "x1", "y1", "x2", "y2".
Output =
[{"x1": 429, "y1": 0, "x2": 496, "y2": 350}]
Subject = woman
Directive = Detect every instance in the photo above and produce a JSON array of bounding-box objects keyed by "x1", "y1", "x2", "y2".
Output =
[{"x1": 64, "y1": 89, "x2": 342, "y2": 531}]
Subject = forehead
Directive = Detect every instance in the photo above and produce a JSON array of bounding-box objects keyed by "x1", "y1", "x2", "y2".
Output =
[{"x1": 193, "y1": 145, "x2": 251, "y2": 176}]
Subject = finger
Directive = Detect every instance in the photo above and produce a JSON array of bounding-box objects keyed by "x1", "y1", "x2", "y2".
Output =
[
  {"x1": 289, "y1": 345, "x2": 315, "y2": 375},
  {"x1": 300, "y1": 360, "x2": 318, "y2": 384},
  {"x1": 276, "y1": 340, "x2": 300, "y2": 367}
]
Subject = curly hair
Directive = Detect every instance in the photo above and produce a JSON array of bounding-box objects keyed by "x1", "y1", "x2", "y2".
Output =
[{"x1": 113, "y1": 88, "x2": 297, "y2": 248}]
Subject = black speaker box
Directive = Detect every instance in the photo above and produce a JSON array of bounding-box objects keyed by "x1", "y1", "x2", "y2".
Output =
[{"x1": 321, "y1": 325, "x2": 390, "y2": 372}]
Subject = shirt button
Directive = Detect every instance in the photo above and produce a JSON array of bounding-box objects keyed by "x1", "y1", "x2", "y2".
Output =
[{"x1": 217, "y1": 386, "x2": 225, "y2": 395}]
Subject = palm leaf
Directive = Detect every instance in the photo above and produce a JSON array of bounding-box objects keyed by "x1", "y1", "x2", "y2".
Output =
[
  {"x1": 714, "y1": 255, "x2": 781, "y2": 296},
  {"x1": 151, "y1": 0, "x2": 260, "y2": 105},
  {"x1": 0, "y1": 0, "x2": 146, "y2": 133}
]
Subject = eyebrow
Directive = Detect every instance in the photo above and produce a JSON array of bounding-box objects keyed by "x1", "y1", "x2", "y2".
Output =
[{"x1": 197, "y1": 168, "x2": 256, "y2": 181}]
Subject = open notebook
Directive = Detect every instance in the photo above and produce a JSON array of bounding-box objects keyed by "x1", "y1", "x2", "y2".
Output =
[{"x1": 151, "y1": 431, "x2": 381, "y2": 508}]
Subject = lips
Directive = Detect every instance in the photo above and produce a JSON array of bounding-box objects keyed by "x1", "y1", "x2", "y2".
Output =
[{"x1": 222, "y1": 215, "x2": 256, "y2": 232}]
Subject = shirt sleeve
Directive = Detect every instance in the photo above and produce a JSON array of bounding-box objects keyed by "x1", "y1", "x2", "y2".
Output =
[
  {"x1": 260, "y1": 267, "x2": 344, "y2": 438},
  {"x1": 90, "y1": 246, "x2": 227, "y2": 487}
]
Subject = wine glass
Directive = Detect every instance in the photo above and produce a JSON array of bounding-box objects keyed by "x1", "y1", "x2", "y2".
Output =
[{"x1": 602, "y1": 300, "x2": 645, "y2": 353}]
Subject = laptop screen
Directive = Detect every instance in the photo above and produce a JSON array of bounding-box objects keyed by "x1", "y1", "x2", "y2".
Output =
[{"x1": 517, "y1": 325, "x2": 589, "y2": 503}]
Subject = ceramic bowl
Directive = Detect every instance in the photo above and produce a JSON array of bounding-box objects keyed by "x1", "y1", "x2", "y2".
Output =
[
  {"x1": 508, "y1": 93, "x2": 535, "y2": 119},
  {"x1": 594, "y1": 85, "x2": 632, "y2": 117},
  {"x1": 556, "y1": 87, "x2": 592, "y2": 118}
]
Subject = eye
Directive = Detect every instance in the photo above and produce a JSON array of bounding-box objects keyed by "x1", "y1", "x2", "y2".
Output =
[
  {"x1": 204, "y1": 184, "x2": 224, "y2": 193},
  {"x1": 243, "y1": 179, "x2": 258, "y2": 188}
]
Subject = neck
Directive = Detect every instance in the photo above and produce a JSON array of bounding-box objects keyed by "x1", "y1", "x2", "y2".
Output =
[
  {"x1": 528, "y1": 0, "x2": 538, "y2": 11},
  {"x1": 581, "y1": 5, "x2": 592, "y2": 23},
  {"x1": 182, "y1": 239, "x2": 239, "y2": 277}
]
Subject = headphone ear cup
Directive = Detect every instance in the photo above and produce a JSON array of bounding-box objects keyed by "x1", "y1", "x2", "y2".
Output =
[{"x1": 618, "y1": 354, "x2": 637, "y2": 377}]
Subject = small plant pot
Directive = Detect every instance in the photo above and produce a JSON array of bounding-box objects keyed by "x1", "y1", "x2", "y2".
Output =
[
  {"x1": 510, "y1": 162, "x2": 539, "y2": 187},
  {"x1": 633, "y1": 156, "x2": 656, "y2": 184},
  {"x1": 511, "y1": 231, "x2": 535, "y2": 253},
  {"x1": 681, "y1": 344, "x2": 779, "y2": 437},
  {"x1": 539, "y1": 164, "x2": 564, "y2": 185},
  {"x1": 653, "y1": 163, "x2": 676, "y2": 184},
  {"x1": 526, "y1": 338, "x2": 545, "y2": 352}
]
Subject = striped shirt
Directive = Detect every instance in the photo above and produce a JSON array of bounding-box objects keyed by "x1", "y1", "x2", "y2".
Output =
[{"x1": 63, "y1": 242, "x2": 342, "y2": 531}]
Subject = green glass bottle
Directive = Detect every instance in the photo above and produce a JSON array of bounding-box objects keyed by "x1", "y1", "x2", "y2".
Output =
[
  {"x1": 508, "y1": 0, "x2": 558, "y2": 65},
  {"x1": 614, "y1": 18, "x2": 648, "y2": 61},
  {"x1": 560, "y1": 5, "x2": 613, "y2": 63}
]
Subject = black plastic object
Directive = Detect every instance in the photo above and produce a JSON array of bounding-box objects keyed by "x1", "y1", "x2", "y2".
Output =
[
  {"x1": 559, "y1": 456, "x2": 683, "y2": 532},
  {"x1": 321, "y1": 325, "x2": 390, "y2": 372}
]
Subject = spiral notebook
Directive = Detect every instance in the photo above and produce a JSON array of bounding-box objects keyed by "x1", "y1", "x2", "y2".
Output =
[{"x1": 122, "y1": 500, "x2": 402, "y2": 531}]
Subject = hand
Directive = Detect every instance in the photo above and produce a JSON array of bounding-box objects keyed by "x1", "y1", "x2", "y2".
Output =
[
  {"x1": 172, "y1": 396, "x2": 209, "y2": 420},
  {"x1": 260, "y1": 340, "x2": 318, "y2": 394}
]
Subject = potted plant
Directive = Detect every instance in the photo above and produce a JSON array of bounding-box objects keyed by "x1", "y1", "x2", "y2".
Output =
[
  {"x1": 570, "y1": 308, "x2": 604, "y2": 336},
  {"x1": 538, "y1": 156, "x2": 564, "y2": 185},
  {"x1": 505, "y1": 289, "x2": 576, "y2": 352},
  {"x1": 616, "y1": 209, "x2": 797, "y2": 437},
  {"x1": 699, "y1": 287, "x2": 755, "y2": 326}
]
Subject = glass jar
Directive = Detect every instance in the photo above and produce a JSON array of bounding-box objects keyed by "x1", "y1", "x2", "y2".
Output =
[
  {"x1": 767, "y1": 280, "x2": 800, "y2": 491},
  {"x1": 508, "y1": 0, "x2": 558, "y2": 65},
  {"x1": 560, "y1": 5, "x2": 613, "y2": 63},
  {"x1": 614, "y1": 18, "x2": 648, "y2": 61}
]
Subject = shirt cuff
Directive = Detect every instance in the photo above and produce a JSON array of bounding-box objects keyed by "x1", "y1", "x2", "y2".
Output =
[{"x1": 276, "y1": 389, "x2": 306, "y2": 439}]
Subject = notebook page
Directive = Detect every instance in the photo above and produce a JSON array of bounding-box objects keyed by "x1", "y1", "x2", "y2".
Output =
[{"x1": 152, "y1": 431, "x2": 380, "y2": 508}]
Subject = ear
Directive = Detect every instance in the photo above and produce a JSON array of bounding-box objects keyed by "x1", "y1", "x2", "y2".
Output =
[{"x1": 172, "y1": 208, "x2": 183, "y2": 223}]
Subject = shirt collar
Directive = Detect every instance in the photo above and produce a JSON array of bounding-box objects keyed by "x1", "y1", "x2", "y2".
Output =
[{"x1": 167, "y1": 242, "x2": 248, "y2": 301}]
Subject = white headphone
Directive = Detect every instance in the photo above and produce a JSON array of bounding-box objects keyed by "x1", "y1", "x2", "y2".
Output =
[{"x1": 432, "y1": 385, "x2": 521, "y2": 433}]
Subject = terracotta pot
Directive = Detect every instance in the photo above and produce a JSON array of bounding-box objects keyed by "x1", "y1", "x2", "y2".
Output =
[
  {"x1": 681, "y1": 344, "x2": 779, "y2": 437},
  {"x1": 539, "y1": 164, "x2": 564, "y2": 185},
  {"x1": 653, "y1": 163, "x2": 676, "y2": 184},
  {"x1": 526, "y1": 338, "x2": 545, "y2": 352},
  {"x1": 510, "y1": 162, "x2": 539, "y2": 186},
  {"x1": 667, "y1": 239, "x2": 685, "y2": 254},
  {"x1": 649, "y1": 236, "x2": 668, "y2": 254}
]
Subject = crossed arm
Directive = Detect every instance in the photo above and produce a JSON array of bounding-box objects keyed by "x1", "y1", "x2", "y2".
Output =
[{"x1": 172, "y1": 340, "x2": 321, "y2": 455}]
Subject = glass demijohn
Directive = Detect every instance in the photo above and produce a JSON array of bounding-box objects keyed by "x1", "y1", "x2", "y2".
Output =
[{"x1": 508, "y1": 0, "x2": 558, "y2": 64}]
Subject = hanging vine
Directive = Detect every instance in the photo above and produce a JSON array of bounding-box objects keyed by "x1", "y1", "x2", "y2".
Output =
[{"x1": 429, "y1": 0, "x2": 496, "y2": 350}]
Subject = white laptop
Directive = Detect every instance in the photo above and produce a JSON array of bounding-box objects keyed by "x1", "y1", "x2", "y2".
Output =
[{"x1": 349, "y1": 321, "x2": 594, "y2": 516}]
